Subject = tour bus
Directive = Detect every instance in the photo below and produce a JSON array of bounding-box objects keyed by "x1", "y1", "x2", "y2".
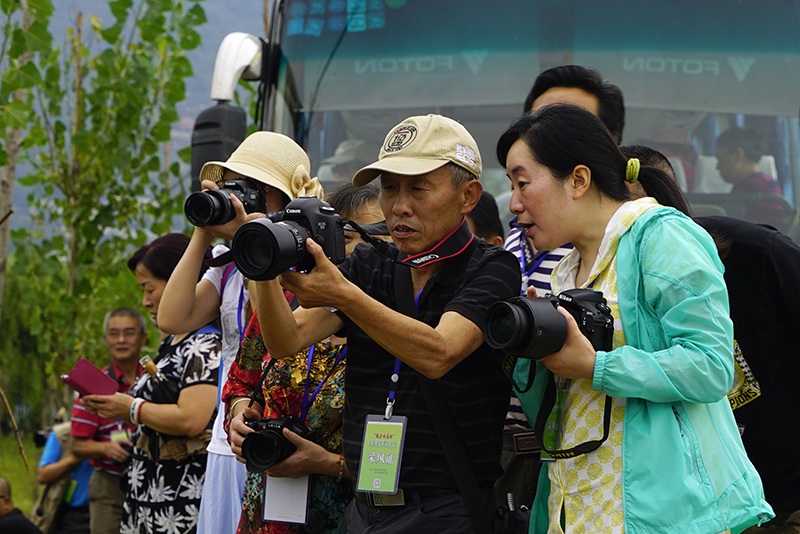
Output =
[{"x1": 191, "y1": 0, "x2": 800, "y2": 242}]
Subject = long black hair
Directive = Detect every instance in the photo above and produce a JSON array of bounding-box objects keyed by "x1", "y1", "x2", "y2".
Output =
[
  {"x1": 497, "y1": 104, "x2": 690, "y2": 215},
  {"x1": 127, "y1": 233, "x2": 211, "y2": 282}
]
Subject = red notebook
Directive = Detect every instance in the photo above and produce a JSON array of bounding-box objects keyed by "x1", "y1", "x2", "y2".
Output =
[{"x1": 61, "y1": 358, "x2": 118, "y2": 397}]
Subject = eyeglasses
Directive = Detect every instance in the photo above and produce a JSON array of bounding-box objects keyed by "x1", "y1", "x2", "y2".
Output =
[{"x1": 105, "y1": 329, "x2": 143, "y2": 340}]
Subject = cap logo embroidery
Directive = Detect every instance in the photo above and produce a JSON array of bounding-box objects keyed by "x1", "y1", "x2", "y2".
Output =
[
  {"x1": 455, "y1": 143, "x2": 476, "y2": 167},
  {"x1": 384, "y1": 125, "x2": 417, "y2": 152}
]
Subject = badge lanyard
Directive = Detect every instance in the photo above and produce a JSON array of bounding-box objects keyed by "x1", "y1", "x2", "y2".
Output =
[
  {"x1": 299, "y1": 345, "x2": 347, "y2": 424},
  {"x1": 383, "y1": 289, "x2": 422, "y2": 419}
]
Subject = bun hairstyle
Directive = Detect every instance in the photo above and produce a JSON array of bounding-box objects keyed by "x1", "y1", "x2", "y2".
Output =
[{"x1": 497, "y1": 104, "x2": 691, "y2": 216}]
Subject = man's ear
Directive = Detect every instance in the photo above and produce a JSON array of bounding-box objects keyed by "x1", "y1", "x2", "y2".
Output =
[
  {"x1": 460, "y1": 179, "x2": 483, "y2": 214},
  {"x1": 569, "y1": 165, "x2": 592, "y2": 200}
]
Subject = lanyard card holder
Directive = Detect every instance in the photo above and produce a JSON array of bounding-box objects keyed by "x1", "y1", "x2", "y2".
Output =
[{"x1": 356, "y1": 414, "x2": 408, "y2": 494}]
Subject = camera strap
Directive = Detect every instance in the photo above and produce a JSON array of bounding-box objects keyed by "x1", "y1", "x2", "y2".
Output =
[
  {"x1": 534, "y1": 376, "x2": 612, "y2": 460},
  {"x1": 344, "y1": 216, "x2": 475, "y2": 270}
]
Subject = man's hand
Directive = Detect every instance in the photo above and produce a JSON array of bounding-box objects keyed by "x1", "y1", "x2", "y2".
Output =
[
  {"x1": 229, "y1": 405, "x2": 263, "y2": 464},
  {"x1": 539, "y1": 307, "x2": 597, "y2": 380},
  {"x1": 196, "y1": 179, "x2": 266, "y2": 240},
  {"x1": 279, "y1": 239, "x2": 353, "y2": 310},
  {"x1": 265, "y1": 428, "x2": 337, "y2": 479},
  {"x1": 104, "y1": 438, "x2": 133, "y2": 463}
]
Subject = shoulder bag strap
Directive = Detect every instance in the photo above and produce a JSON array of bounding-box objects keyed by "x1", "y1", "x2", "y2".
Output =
[{"x1": 393, "y1": 263, "x2": 493, "y2": 534}]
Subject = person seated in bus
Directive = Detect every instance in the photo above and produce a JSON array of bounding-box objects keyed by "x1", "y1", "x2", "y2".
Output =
[
  {"x1": 499, "y1": 104, "x2": 772, "y2": 533},
  {"x1": 322, "y1": 139, "x2": 375, "y2": 185},
  {"x1": 623, "y1": 143, "x2": 800, "y2": 533},
  {"x1": 523, "y1": 65, "x2": 625, "y2": 144},
  {"x1": 715, "y1": 126, "x2": 790, "y2": 228}
]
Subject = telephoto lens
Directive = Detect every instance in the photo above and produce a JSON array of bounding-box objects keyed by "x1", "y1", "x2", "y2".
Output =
[
  {"x1": 483, "y1": 297, "x2": 567, "y2": 360},
  {"x1": 231, "y1": 218, "x2": 311, "y2": 280}
]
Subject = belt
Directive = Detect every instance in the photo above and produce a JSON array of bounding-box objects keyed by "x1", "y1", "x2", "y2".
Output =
[
  {"x1": 354, "y1": 487, "x2": 456, "y2": 508},
  {"x1": 502, "y1": 430, "x2": 541, "y2": 455}
]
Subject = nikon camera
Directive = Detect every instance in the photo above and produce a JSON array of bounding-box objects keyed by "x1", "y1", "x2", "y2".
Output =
[
  {"x1": 241, "y1": 417, "x2": 312, "y2": 473},
  {"x1": 231, "y1": 196, "x2": 346, "y2": 280},
  {"x1": 484, "y1": 288, "x2": 614, "y2": 360}
]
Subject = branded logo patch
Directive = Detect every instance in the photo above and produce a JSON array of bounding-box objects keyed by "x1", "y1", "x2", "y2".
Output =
[
  {"x1": 384, "y1": 125, "x2": 417, "y2": 152},
  {"x1": 455, "y1": 144, "x2": 476, "y2": 167},
  {"x1": 727, "y1": 57, "x2": 755, "y2": 82},
  {"x1": 411, "y1": 253, "x2": 439, "y2": 264}
]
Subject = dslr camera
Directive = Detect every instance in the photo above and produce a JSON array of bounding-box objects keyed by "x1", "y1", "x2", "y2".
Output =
[
  {"x1": 184, "y1": 179, "x2": 266, "y2": 227},
  {"x1": 484, "y1": 288, "x2": 614, "y2": 360},
  {"x1": 231, "y1": 196, "x2": 346, "y2": 280},
  {"x1": 241, "y1": 417, "x2": 312, "y2": 473}
]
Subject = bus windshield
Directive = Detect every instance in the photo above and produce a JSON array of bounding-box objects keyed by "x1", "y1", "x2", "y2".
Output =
[{"x1": 267, "y1": 0, "x2": 800, "y2": 239}]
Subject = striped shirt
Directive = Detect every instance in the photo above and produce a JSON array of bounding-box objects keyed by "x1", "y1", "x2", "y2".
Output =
[
  {"x1": 503, "y1": 226, "x2": 572, "y2": 431},
  {"x1": 70, "y1": 361, "x2": 139, "y2": 475},
  {"x1": 337, "y1": 240, "x2": 521, "y2": 490}
]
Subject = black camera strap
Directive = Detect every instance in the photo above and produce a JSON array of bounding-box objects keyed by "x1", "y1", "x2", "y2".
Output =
[
  {"x1": 344, "y1": 217, "x2": 474, "y2": 270},
  {"x1": 392, "y1": 262, "x2": 493, "y2": 534},
  {"x1": 533, "y1": 375, "x2": 613, "y2": 460}
]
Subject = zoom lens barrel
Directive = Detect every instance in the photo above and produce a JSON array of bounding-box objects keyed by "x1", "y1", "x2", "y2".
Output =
[
  {"x1": 231, "y1": 219, "x2": 310, "y2": 280},
  {"x1": 484, "y1": 297, "x2": 567, "y2": 360},
  {"x1": 184, "y1": 190, "x2": 234, "y2": 227}
]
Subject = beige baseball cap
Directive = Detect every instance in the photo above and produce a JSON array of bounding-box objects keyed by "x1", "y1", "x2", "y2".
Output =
[
  {"x1": 199, "y1": 131, "x2": 323, "y2": 201},
  {"x1": 352, "y1": 114, "x2": 482, "y2": 186}
]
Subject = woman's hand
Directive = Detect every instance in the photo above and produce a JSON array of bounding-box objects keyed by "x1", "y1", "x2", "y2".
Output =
[
  {"x1": 265, "y1": 428, "x2": 341, "y2": 479},
  {"x1": 82, "y1": 393, "x2": 134, "y2": 422},
  {"x1": 229, "y1": 404, "x2": 263, "y2": 463},
  {"x1": 539, "y1": 307, "x2": 597, "y2": 380},
  {"x1": 197, "y1": 179, "x2": 266, "y2": 240}
]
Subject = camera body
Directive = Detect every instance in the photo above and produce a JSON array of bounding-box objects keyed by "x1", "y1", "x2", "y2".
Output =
[
  {"x1": 184, "y1": 179, "x2": 266, "y2": 227},
  {"x1": 241, "y1": 417, "x2": 312, "y2": 473},
  {"x1": 231, "y1": 196, "x2": 346, "y2": 280},
  {"x1": 484, "y1": 288, "x2": 614, "y2": 360}
]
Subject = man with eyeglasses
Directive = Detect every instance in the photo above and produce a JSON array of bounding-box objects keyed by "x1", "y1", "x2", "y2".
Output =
[{"x1": 70, "y1": 308, "x2": 146, "y2": 534}]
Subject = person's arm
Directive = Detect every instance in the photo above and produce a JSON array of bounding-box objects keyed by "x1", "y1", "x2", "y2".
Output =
[
  {"x1": 72, "y1": 436, "x2": 131, "y2": 463},
  {"x1": 84, "y1": 385, "x2": 218, "y2": 437},
  {"x1": 158, "y1": 180, "x2": 264, "y2": 335},
  {"x1": 278, "y1": 239, "x2": 521, "y2": 379},
  {"x1": 37, "y1": 453, "x2": 80, "y2": 485},
  {"x1": 265, "y1": 428, "x2": 353, "y2": 480},
  {"x1": 157, "y1": 229, "x2": 221, "y2": 335},
  {"x1": 591, "y1": 217, "x2": 735, "y2": 403},
  {"x1": 250, "y1": 275, "x2": 344, "y2": 359}
]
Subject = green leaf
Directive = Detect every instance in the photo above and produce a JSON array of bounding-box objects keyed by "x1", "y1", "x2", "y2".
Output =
[
  {"x1": 0, "y1": 98, "x2": 30, "y2": 128},
  {"x1": 185, "y1": 4, "x2": 206, "y2": 26},
  {"x1": 180, "y1": 29, "x2": 201, "y2": 50},
  {"x1": 25, "y1": 18, "x2": 52, "y2": 52}
]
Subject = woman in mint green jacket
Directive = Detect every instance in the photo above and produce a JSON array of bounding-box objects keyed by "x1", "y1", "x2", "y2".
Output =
[{"x1": 497, "y1": 105, "x2": 773, "y2": 534}]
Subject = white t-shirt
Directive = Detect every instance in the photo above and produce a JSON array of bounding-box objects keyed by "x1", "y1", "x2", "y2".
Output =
[{"x1": 202, "y1": 244, "x2": 249, "y2": 456}]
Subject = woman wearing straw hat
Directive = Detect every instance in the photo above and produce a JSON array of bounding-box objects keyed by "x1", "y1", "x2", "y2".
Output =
[{"x1": 158, "y1": 132, "x2": 323, "y2": 533}]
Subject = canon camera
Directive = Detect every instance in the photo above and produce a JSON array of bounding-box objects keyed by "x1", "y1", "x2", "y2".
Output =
[
  {"x1": 484, "y1": 288, "x2": 614, "y2": 360},
  {"x1": 184, "y1": 179, "x2": 266, "y2": 227},
  {"x1": 231, "y1": 196, "x2": 346, "y2": 280},
  {"x1": 241, "y1": 417, "x2": 312, "y2": 473}
]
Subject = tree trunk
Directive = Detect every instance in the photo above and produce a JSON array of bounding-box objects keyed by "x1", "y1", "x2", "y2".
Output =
[{"x1": 0, "y1": 8, "x2": 33, "y2": 329}]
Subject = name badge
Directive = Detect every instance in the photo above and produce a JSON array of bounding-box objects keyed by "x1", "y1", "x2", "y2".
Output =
[{"x1": 356, "y1": 414, "x2": 407, "y2": 494}]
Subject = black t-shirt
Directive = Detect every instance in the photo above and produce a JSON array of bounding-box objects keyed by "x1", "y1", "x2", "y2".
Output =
[
  {"x1": 696, "y1": 216, "x2": 800, "y2": 516},
  {"x1": 0, "y1": 508, "x2": 42, "y2": 534},
  {"x1": 337, "y1": 239, "x2": 521, "y2": 491}
]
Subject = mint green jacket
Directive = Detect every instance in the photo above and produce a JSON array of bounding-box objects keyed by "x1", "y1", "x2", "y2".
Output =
[{"x1": 516, "y1": 207, "x2": 773, "y2": 534}]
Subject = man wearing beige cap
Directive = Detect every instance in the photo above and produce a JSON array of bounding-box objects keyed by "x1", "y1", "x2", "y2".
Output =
[
  {"x1": 250, "y1": 115, "x2": 521, "y2": 532},
  {"x1": 158, "y1": 131, "x2": 322, "y2": 534}
]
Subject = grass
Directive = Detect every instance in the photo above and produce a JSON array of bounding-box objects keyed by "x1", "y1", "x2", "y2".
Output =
[{"x1": 0, "y1": 433, "x2": 41, "y2": 516}]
